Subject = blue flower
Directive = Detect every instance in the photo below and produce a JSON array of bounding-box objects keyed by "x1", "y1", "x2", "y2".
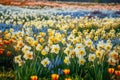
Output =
[{"x1": 58, "y1": 68, "x2": 63, "y2": 75}]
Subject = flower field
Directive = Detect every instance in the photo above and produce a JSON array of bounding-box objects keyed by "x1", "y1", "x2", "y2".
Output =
[{"x1": 0, "y1": 3, "x2": 120, "y2": 80}]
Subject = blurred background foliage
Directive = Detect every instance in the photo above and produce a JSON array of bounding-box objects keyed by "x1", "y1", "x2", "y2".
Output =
[{"x1": 1, "y1": 0, "x2": 120, "y2": 3}]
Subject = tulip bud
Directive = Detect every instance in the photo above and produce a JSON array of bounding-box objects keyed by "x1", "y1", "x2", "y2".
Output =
[
  {"x1": 51, "y1": 74, "x2": 59, "y2": 80},
  {"x1": 6, "y1": 51, "x2": 12, "y2": 57},
  {"x1": 118, "y1": 65, "x2": 120, "y2": 70},
  {"x1": 0, "y1": 48, "x2": 4, "y2": 55},
  {"x1": 108, "y1": 68, "x2": 114, "y2": 74},
  {"x1": 63, "y1": 69, "x2": 70, "y2": 75},
  {"x1": 30, "y1": 75, "x2": 38, "y2": 80},
  {"x1": 115, "y1": 70, "x2": 120, "y2": 76}
]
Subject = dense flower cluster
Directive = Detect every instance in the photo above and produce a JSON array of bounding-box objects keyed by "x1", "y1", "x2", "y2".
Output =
[{"x1": 0, "y1": 5, "x2": 120, "y2": 80}]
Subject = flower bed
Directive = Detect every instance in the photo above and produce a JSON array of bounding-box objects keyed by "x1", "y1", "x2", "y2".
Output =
[{"x1": 0, "y1": 4, "x2": 120, "y2": 80}]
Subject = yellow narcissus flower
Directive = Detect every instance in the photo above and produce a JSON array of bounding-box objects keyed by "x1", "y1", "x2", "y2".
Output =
[
  {"x1": 26, "y1": 37, "x2": 34, "y2": 44},
  {"x1": 48, "y1": 29, "x2": 55, "y2": 36},
  {"x1": 64, "y1": 56, "x2": 70, "y2": 65},
  {"x1": 39, "y1": 38, "x2": 45, "y2": 43},
  {"x1": 95, "y1": 49, "x2": 104, "y2": 59},
  {"x1": 4, "y1": 30, "x2": 9, "y2": 35},
  {"x1": 36, "y1": 44, "x2": 43, "y2": 51},
  {"x1": 17, "y1": 41, "x2": 24, "y2": 48},
  {"x1": 72, "y1": 38, "x2": 78, "y2": 44},
  {"x1": 94, "y1": 36, "x2": 98, "y2": 41},
  {"x1": 51, "y1": 44, "x2": 60, "y2": 54},
  {"x1": 53, "y1": 38, "x2": 59, "y2": 43},
  {"x1": 14, "y1": 45, "x2": 21, "y2": 51},
  {"x1": 32, "y1": 40, "x2": 38, "y2": 46},
  {"x1": 48, "y1": 40, "x2": 53, "y2": 46},
  {"x1": 4, "y1": 33, "x2": 11, "y2": 39},
  {"x1": 39, "y1": 32, "x2": 46, "y2": 37},
  {"x1": 41, "y1": 49, "x2": 47, "y2": 56},
  {"x1": 55, "y1": 32, "x2": 62, "y2": 40},
  {"x1": 41, "y1": 57, "x2": 50, "y2": 67},
  {"x1": 11, "y1": 27, "x2": 15, "y2": 32},
  {"x1": 61, "y1": 38, "x2": 66, "y2": 45}
]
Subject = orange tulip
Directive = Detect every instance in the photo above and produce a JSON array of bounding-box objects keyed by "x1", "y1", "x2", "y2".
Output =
[
  {"x1": 51, "y1": 74, "x2": 59, "y2": 80},
  {"x1": 115, "y1": 70, "x2": 120, "y2": 76},
  {"x1": 6, "y1": 51, "x2": 12, "y2": 57},
  {"x1": 63, "y1": 69, "x2": 70, "y2": 75},
  {"x1": 65, "y1": 78, "x2": 72, "y2": 80},
  {"x1": 118, "y1": 65, "x2": 120, "y2": 70},
  {"x1": 108, "y1": 68, "x2": 114, "y2": 74},
  {"x1": 3, "y1": 40, "x2": 10, "y2": 45},
  {"x1": 0, "y1": 42, "x2": 3, "y2": 46},
  {"x1": 0, "y1": 48, "x2": 4, "y2": 55},
  {"x1": 30, "y1": 75, "x2": 38, "y2": 80},
  {"x1": 9, "y1": 38, "x2": 13, "y2": 43}
]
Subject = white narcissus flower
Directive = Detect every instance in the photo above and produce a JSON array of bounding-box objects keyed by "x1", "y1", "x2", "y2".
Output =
[
  {"x1": 108, "y1": 58, "x2": 116, "y2": 66},
  {"x1": 75, "y1": 48, "x2": 86, "y2": 58},
  {"x1": 41, "y1": 57, "x2": 50, "y2": 67},
  {"x1": 85, "y1": 38, "x2": 93, "y2": 47},
  {"x1": 104, "y1": 43, "x2": 112, "y2": 51},
  {"x1": 14, "y1": 55, "x2": 24, "y2": 66},
  {"x1": 97, "y1": 40, "x2": 105, "y2": 49},
  {"x1": 75, "y1": 43, "x2": 84, "y2": 49},
  {"x1": 109, "y1": 50, "x2": 118, "y2": 59},
  {"x1": 51, "y1": 44, "x2": 60, "y2": 54},
  {"x1": 14, "y1": 55, "x2": 22, "y2": 63},
  {"x1": 67, "y1": 34, "x2": 75, "y2": 41},
  {"x1": 44, "y1": 46, "x2": 50, "y2": 52},
  {"x1": 88, "y1": 54, "x2": 96, "y2": 62},
  {"x1": 64, "y1": 56, "x2": 70, "y2": 65},
  {"x1": 23, "y1": 51, "x2": 33, "y2": 60},
  {"x1": 64, "y1": 48, "x2": 70, "y2": 55},
  {"x1": 70, "y1": 49, "x2": 76, "y2": 58},
  {"x1": 22, "y1": 45, "x2": 31, "y2": 54},
  {"x1": 78, "y1": 57, "x2": 86, "y2": 65}
]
